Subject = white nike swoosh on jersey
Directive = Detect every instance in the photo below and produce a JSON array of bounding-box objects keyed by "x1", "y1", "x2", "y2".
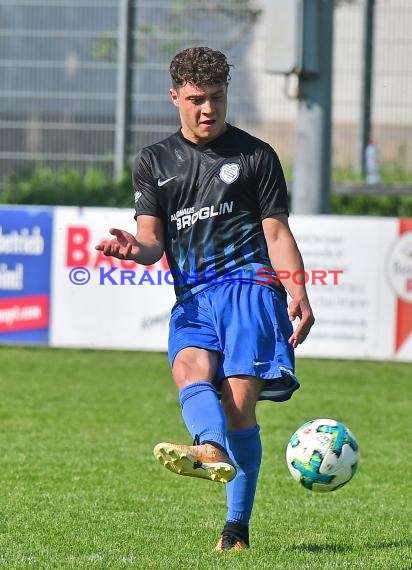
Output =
[
  {"x1": 253, "y1": 361, "x2": 271, "y2": 366},
  {"x1": 157, "y1": 176, "x2": 177, "y2": 187}
]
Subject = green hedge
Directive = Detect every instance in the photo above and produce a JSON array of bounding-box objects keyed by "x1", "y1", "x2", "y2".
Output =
[
  {"x1": 331, "y1": 193, "x2": 412, "y2": 217},
  {"x1": 0, "y1": 167, "x2": 132, "y2": 208},
  {"x1": 1, "y1": 167, "x2": 412, "y2": 217}
]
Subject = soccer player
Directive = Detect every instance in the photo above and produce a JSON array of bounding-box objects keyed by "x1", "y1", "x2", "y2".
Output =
[{"x1": 95, "y1": 46, "x2": 315, "y2": 552}]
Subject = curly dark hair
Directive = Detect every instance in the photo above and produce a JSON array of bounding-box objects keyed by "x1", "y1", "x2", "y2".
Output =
[{"x1": 170, "y1": 47, "x2": 232, "y2": 88}]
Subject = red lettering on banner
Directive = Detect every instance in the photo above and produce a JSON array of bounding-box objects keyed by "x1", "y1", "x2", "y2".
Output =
[
  {"x1": 120, "y1": 259, "x2": 138, "y2": 270},
  {"x1": 66, "y1": 226, "x2": 90, "y2": 267},
  {"x1": 65, "y1": 225, "x2": 170, "y2": 271},
  {"x1": 395, "y1": 219, "x2": 412, "y2": 352},
  {"x1": 159, "y1": 255, "x2": 169, "y2": 270}
]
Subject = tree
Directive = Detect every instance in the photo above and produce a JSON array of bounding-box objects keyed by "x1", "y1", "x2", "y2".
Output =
[{"x1": 91, "y1": 0, "x2": 262, "y2": 62}]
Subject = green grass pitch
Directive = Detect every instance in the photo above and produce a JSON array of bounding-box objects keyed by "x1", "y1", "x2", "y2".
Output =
[{"x1": 0, "y1": 346, "x2": 411, "y2": 569}]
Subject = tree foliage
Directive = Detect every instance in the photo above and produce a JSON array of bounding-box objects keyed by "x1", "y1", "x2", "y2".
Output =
[{"x1": 91, "y1": 0, "x2": 262, "y2": 62}]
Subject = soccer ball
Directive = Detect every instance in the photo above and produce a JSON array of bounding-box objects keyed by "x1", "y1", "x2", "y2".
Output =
[{"x1": 286, "y1": 418, "x2": 360, "y2": 492}]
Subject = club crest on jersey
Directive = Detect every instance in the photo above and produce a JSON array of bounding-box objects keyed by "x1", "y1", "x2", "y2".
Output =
[{"x1": 219, "y1": 163, "x2": 240, "y2": 184}]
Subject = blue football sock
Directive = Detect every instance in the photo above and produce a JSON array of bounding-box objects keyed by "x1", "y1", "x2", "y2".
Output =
[
  {"x1": 225, "y1": 424, "x2": 262, "y2": 525},
  {"x1": 179, "y1": 382, "x2": 227, "y2": 451}
]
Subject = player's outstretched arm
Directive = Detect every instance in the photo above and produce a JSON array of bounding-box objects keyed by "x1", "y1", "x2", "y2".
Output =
[
  {"x1": 95, "y1": 215, "x2": 164, "y2": 265},
  {"x1": 262, "y1": 215, "x2": 315, "y2": 348}
]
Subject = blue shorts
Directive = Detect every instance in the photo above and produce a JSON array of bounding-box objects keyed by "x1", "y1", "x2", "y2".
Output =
[{"x1": 168, "y1": 282, "x2": 300, "y2": 402}]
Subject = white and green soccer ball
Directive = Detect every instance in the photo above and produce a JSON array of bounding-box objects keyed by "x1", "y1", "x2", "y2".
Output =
[{"x1": 286, "y1": 418, "x2": 360, "y2": 492}]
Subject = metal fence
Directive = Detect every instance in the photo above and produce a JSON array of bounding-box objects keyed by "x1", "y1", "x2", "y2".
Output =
[{"x1": 0, "y1": 0, "x2": 411, "y2": 188}]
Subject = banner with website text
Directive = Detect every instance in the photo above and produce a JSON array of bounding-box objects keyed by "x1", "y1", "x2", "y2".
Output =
[
  {"x1": 0, "y1": 206, "x2": 52, "y2": 344},
  {"x1": 1, "y1": 205, "x2": 411, "y2": 361}
]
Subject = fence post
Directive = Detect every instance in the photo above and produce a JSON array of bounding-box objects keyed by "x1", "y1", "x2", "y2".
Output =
[
  {"x1": 292, "y1": 0, "x2": 334, "y2": 214},
  {"x1": 356, "y1": 0, "x2": 376, "y2": 177},
  {"x1": 114, "y1": 0, "x2": 134, "y2": 181}
]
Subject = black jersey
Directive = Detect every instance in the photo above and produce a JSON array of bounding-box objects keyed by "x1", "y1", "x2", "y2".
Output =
[{"x1": 133, "y1": 124, "x2": 288, "y2": 302}]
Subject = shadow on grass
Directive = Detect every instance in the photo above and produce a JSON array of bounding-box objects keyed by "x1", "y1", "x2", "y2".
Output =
[
  {"x1": 289, "y1": 539, "x2": 412, "y2": 554},
  {"x1": 290, "y1": 544, "x2": 347, "y2": 553},
  {"x1": 365, "y1": 540, "x2": 412, "y2": 551}
]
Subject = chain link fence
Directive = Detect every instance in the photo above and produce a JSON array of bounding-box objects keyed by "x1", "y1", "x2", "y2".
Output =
[{"x1": 0, "y1": 0, "x2": 411, "y2": 188}]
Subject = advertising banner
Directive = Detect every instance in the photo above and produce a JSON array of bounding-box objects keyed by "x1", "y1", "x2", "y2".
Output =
[
  {"x1": 0, "y1": 206, "x2": 53, "y2": 343},
  {"x1": 1, "y1": 205, "x2": 408, "y2": 363},
  {"x1": 294, "y1": 215, "x2": 412, "y2": 362},
  {"x1": 387, "y1": 218, "x2": 412, "y2": 360},
  {"x1": 289, "y1": 216, "x2": 400, "y2": 360},
  {"x1": 50, "y1": 207, "x2": 175, "y2": 350}
]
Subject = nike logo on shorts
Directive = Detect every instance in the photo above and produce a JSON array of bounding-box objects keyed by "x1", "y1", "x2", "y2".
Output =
[{"x1": 157, "y1": 176, "x2": 177, "y2": 187}]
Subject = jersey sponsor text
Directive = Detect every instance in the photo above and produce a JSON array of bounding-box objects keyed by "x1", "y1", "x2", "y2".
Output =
[{"x1": 172, "y1": 201, "x2": 234, "y2": 230}]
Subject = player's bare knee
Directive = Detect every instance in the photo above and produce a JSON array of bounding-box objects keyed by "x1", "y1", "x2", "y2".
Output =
[
  {"x1": 172, "y1": 360, "x2": 207, "y2": 389},
  {"x1": 172, "y1": 349, "x2": 217, "y2": 389}
]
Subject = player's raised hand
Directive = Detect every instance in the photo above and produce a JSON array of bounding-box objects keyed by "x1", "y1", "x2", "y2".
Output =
[
  {"x1": 95, "y1": 228, "x2": 139, "y2": 260},
  {"x1": 288, "y1": 296, "x2": 315, "y2": 348}
]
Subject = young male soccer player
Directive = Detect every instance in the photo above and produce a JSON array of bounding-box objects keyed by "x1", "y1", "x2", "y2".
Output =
[{"x1": 95, "y1": 46, "x2": 315, "y2": 552}]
